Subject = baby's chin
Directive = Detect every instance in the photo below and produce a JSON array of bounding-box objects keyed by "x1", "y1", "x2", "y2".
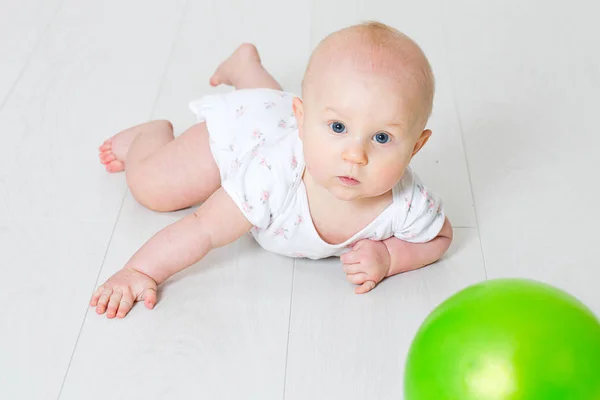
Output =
[{"x1": 326, "y1": 182, "x2": 392, "y2": 202}]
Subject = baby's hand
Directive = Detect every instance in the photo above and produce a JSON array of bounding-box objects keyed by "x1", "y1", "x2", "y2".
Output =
[
  {"x1": 340, "y1": 239, "x2": 391, "y2": 294},
  {"x1": 89, "y1": 268, "x2": 158, "y2": 319}
]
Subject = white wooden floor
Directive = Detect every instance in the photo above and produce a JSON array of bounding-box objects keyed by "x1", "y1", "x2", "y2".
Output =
[{"x1": 1, "y1": 0, "x2": 598, "y2": 399}]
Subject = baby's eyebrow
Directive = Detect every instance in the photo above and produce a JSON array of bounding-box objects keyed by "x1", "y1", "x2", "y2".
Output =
[
  {"x1": 324, "y1": 106, "x2": 348, "y2": 119},
  {"x1": 386, "y1": 122, "x2": 403, "y2": 127},
  {"x1": 325, "y1": 106, "x2": 406, "y2": 130}
]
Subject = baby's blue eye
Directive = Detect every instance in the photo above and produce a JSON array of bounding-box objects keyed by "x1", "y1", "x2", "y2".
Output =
[
  {"x1": 374, "y1": 132, "x2": 390, "y2": 144},
  {"x1": 329, "y1": 121, "x2": 346, "y2": 134}
]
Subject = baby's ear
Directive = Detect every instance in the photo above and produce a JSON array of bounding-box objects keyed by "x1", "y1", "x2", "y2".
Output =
[
  {"x1": 412, "y1": 129, "x2": 432, "y2": 157},
  {"x1": 292, "y1": 97, "x2": 305, "y2": 139}
]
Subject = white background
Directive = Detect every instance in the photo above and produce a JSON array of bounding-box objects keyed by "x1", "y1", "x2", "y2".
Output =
[{"x1": 1, "y1": 0, "x2": 598, "y2": 398}]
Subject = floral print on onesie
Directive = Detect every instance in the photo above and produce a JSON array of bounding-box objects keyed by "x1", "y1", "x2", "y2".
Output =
[{"x1": 189, "y1": 88, "x2": 445, "y2": 260}]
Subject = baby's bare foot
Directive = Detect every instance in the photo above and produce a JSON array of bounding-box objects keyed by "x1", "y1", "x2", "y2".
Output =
[
  {"x1": 98, "y1": 128, "x2": 141, "y2": 173},
  {"x1": 210, "y1": 43, "x2": 262, "y2": 87}
]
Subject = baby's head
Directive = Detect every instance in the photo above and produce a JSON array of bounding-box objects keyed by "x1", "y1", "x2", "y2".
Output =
[{"x1": 293, "y1": 22, "x2": 435, "y2": 201}]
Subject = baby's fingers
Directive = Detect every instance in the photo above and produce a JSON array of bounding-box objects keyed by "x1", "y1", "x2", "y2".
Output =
[
  {"x1": 89, "y1": 285, "x2": 104, "y2": 307},
  {"x1": 342, "y1": 263, "x2": 363, "y2": 275},
  {"x1": 116, "y1": 292, "x2": 135, "y2": 319},
  {"x1": 105, "y1": 289, "x2": 123, "y2": 319},
  {"x1": 94, "y1": 287, "x2": 113, "y2": 314},
  {"x1": 346, "y1": 272, "x2": 369, "y2": 285},
  {"x1": 355, "y1": 281, "x2": 377, "y2": 294},
  {"x1": 140, "y1": 287, "x2": 157, "y2": 310}
]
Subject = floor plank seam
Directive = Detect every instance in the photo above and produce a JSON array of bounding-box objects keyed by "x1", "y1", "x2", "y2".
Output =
[
  {"x1": 439, "y1": 18, "x2": 489, "y2": 281},
  {"x1": 55, "y1": 188, "x2": 129, "y2": 400},
  {"x1": 0, "y1": 0, "x2": 65, "y2": 115},
  {"x1": 281, "y1": 259, "x2": 296, "y2": 400},
  {"x1": 55, "y1": 0, "x2": 192, "y2": 397},
  {"x1": 147, "y1": 0, "x2": 192, "y2": 118}
]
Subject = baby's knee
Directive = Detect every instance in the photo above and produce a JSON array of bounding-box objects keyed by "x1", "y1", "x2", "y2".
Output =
[{"x1": 126, "y1": 169, "x2": 171, "y2": 212}]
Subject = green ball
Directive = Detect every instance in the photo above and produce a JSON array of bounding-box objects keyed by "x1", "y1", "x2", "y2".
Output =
[{"x1": 404, "y1": 278, "x2": 600, "y2": 400}]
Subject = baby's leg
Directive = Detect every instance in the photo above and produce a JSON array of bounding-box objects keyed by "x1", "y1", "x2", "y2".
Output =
[
  {"x1": 210, "y1": 43, "x2": 283, "y2": 91},
  {"x1": 97, "y1": 44, "x2": 281, "y2": 212},
  {"x1": 99, "y1": 121, "x2": 220, "y2": 211}
]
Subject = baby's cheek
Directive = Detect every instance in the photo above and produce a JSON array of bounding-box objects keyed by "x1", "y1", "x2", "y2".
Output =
[
  {"x1": 372, "y1": 161, "x2": 406, "y2": 188},
  {"x1": 304, "y1": 135, "x2": 331, "y2": 167},
  {"x1": 306, "y1": 147, "x2": 329, "y2": 176}
]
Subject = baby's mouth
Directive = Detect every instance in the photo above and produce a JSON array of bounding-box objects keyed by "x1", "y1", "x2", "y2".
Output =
[{"x1": 338, "y1": 176, "x2": 360, "y2": 186}]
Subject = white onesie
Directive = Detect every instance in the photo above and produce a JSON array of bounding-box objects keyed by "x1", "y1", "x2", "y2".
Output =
[{"x1": 189, "y1": 88, "x2": 445, "y2": 260}]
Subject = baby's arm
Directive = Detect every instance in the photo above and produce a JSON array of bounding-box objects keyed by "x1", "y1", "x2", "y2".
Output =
[
  {"x1": 125, "y1": 187, "x2": 252, "y2": 283},
  {"x1": 90, "y1": 187, "x2": 252, "y2": 318},
  {"x1": 341, "y1": 217, "x2": 453, "y2": 294},
  {"x1": 383, "y1": 217, "x2": 453, "y2": 277}
]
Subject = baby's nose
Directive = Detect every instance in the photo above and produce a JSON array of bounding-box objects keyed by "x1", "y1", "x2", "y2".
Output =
[{"x1": 342, "y1": 145, "x2": 368, "y2": 166}]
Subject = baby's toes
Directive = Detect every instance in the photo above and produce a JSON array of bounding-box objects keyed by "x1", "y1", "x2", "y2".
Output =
[
  {"x1": 105, "y1": 160, "x2": 125, "y2": 173},
  {"x1": 209, "y1": 74, "x2": 221, "y2": 87},
  {"x1": 98, "y1": 140, "x2": 112, "y2": 152},
  {"x1": 99, "y1": 152, "x2": 116, "y2": 164}
]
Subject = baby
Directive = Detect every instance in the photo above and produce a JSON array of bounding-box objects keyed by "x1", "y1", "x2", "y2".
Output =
[{"x1": 91, "y1": 21, "x2": 453, "y2": 319}]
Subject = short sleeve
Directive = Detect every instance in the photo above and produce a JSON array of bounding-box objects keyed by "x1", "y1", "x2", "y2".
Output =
[
  {"x1": 393, "y1": 169, "x2": 446, "y2": 243},
  {"x1": 220, "y1": 153, "x2": 286, "y2": 229}
]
